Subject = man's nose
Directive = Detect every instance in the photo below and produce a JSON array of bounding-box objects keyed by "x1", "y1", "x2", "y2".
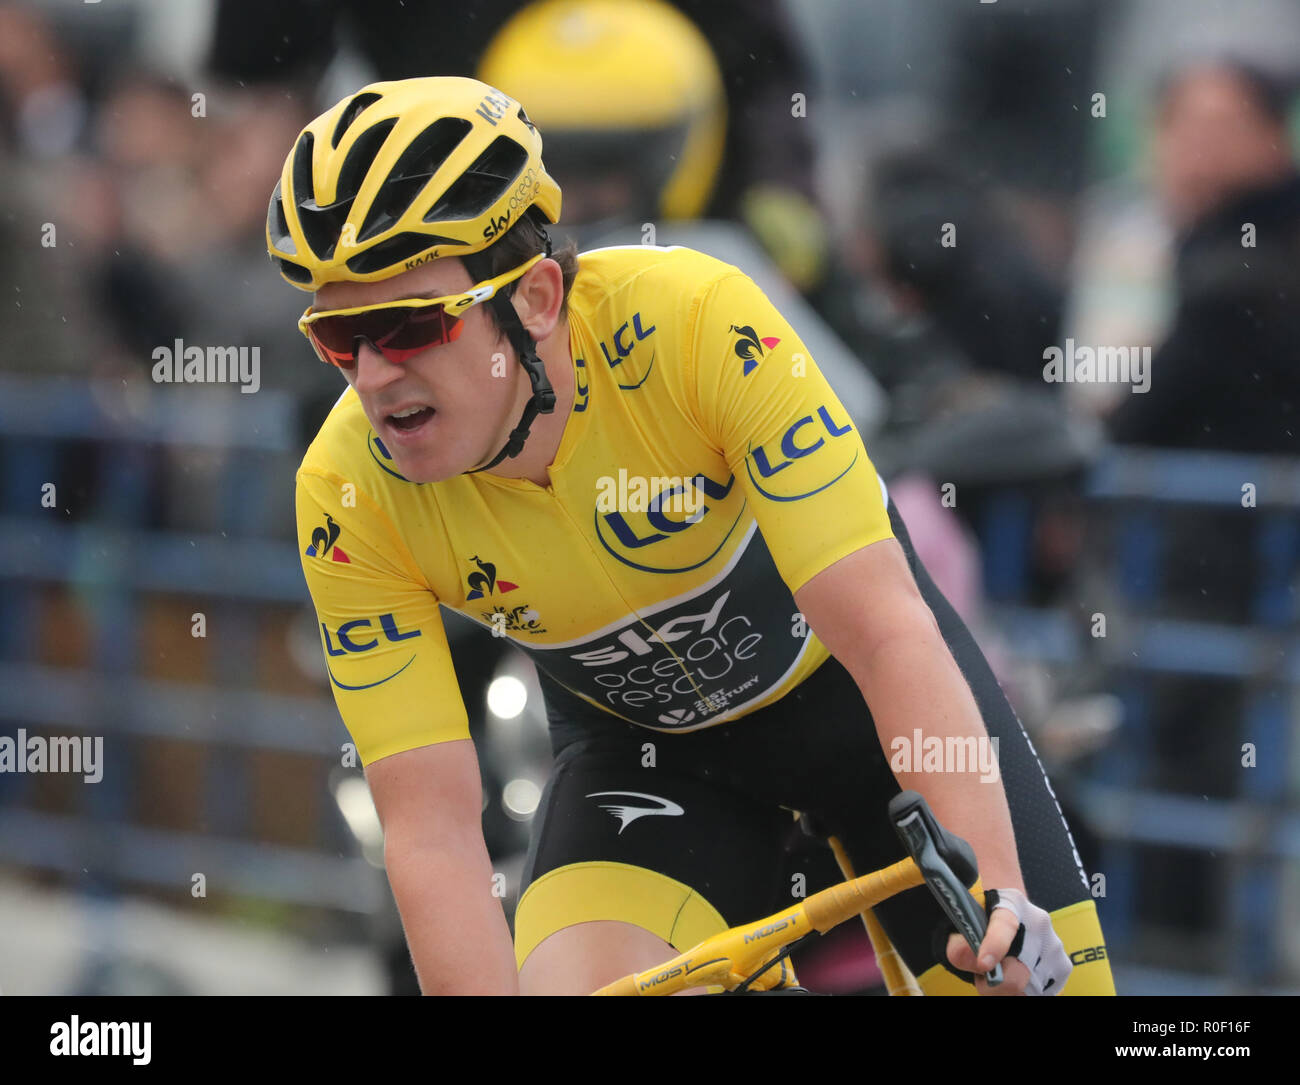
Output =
[{"x1": 352, "y1": 338, "x2": 403, "y2": 392}]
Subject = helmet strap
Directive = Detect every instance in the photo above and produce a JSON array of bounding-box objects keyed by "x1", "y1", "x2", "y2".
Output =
[{"x1": 467, "y1": 290, "x2": 557, "y2": 473}]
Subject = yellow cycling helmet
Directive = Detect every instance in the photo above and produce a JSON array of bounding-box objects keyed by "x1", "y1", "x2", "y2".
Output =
[
  {"x1": 267, "y1": 76, "x2": 562, "y2": 291},
  {"x1": 477, "y1": 0, "x2": 725, "y2": 222}
]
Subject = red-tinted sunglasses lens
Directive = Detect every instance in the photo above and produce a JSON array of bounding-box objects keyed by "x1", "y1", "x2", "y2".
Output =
[{"x1": 308, "y1": 304, "x2": 464, "y2": 368}]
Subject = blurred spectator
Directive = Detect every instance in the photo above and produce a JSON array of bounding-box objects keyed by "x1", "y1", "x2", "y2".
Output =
[
  {"x1": 1066, "y1": 0, "x2": 1300, "y2": 411},
  {"x1": 1108, "y1": 59, "x2": 1300, "y2": 454},
  {"x1": 839, "y1": 144, "x2": 1095, "y2": 605},
  {"x1": 1091, "y1": 56, "x2": 1300, "y2": 951},
  {"x1": 865, "y1": 148, "x2": 1066, "y2": 388},
  {"x1": 0, "y1": 4, "x2": 88, "y2": 157},
  {"x1": 86, "y1": 71, "x2": 202, "y2": 362}
]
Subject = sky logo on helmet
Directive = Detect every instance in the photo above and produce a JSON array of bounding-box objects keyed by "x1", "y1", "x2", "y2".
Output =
[
  {"x1": 482, "y1": 210, "x2": 511, "y2": 241},
  {"x1": 305, "y1": 514, "x2": 350, "y2": 562},
  {"x1": 729, "y1": 324, "x2": 781, "y2": 376},
  {"x1": 465, "y1": 555, "x2": 518, "y2": 600}
]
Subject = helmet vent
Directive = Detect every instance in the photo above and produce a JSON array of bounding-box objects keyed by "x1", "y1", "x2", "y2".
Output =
[
  {"x1": 357, "y1": 117, "x2": 472, "y2": 243},
  {"x1": 334, "y1": 118, "x2": 399, "y2": 208},
  {"x1": 277, "y1": 258, "x2": 313, "y2": 285},
  {"x1": 345, "y1": 230, "x2": 465, "y2": 275},
  {"x1": 424, "y1": 135, "x2": 527, "y2": 223},
  {"x1": 290, "y1": 130, "x2": 316, "y2": 215},
  {"x1": 331, "y1": 92, "x2": 383, "y2": 148},
  {"x1": 296, "y1": 119, "x2": 397, "y2": 260},
  {"x1": 266, "y1": 182, "x2": 296, "y2": 255}
]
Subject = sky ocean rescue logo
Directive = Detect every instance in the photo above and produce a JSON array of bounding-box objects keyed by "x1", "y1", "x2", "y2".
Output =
[{"x1": 527, "y1": 524, "x2": 808, "y2": 730}]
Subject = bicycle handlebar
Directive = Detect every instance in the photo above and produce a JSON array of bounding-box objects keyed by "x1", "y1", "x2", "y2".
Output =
[{"x1": 592, "y1": 790, "x2": 995, "y2": 995}]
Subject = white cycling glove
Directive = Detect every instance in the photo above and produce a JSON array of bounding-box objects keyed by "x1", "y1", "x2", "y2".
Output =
[
  {"x1": 935, "y1": 887, "x2": 1072, "y2": 994},
  {"x1": 986, "y1": 888, "x2": 1072, "y2": 995}
]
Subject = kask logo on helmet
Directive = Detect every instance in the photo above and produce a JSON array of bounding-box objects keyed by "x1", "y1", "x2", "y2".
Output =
[
  {"x1": 400, "y1": 248, "x2": 441, "y2": 271},
  {"x1": 474, "y1": 89, "x2": 512, "y2": 128},
  {"x1": 404, "y1": 249, "x2": 441, "y2": 271}
]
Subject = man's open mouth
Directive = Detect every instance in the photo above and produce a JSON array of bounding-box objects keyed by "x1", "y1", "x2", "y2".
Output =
[{"x1": 387, "y1": 405, "x2": 436, "y2": 432}]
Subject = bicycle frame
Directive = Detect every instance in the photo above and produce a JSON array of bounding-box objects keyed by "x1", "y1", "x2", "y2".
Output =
[{"x1": 593, "y1": 790, "x2": 995, "y2": 996}]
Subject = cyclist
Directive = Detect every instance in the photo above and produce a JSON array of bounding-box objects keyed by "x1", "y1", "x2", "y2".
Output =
[{"x1": 269, "y1": 76, "x2": 1115, "y2": 995}]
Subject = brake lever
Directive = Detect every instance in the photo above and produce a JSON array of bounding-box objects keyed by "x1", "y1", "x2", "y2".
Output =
[{"x1": 890, "y1": 792, "x2": 1003, "y2": 987}]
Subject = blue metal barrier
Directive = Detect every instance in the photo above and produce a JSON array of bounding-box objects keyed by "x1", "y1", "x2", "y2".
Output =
[
  {"x1": 983, "y1": 446, "x2": 1300, "y2": 990},
  {"x1": 0, "y1": 376, "x2": 357, "y2": 914}
]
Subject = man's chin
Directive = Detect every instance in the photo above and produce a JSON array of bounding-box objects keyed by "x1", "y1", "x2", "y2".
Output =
[
  {"x1": 393, "y1": 457, "x2": 455, "y2": 484},
  {"x1": 382, "y1": 445, "x2": 449, "y2": 484},
  {"x1": 378, "y1": 424, "x2": 500, "y2": 483}
]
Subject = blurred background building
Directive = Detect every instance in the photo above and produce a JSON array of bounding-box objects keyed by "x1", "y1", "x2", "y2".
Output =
[{"x1": 1, "y1": 0, "x2": 1298, "y2": 994}]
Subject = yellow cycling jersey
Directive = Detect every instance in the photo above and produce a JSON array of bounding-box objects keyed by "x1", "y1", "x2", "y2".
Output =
[{"x1": 295, "y1": 244, "x2": 894, "y2": 765}]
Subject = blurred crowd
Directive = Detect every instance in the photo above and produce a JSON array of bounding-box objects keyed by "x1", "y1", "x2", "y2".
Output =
[
  {"x1": 3, "y1": 0, "x2": 1300, "y2": 990},
  {"x1": 2, "y1": 0, "x2": 1296, "y2": 497}
]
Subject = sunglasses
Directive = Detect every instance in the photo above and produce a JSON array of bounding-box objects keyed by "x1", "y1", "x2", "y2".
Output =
[{"x1": 297, "y1": 252, "x2": 547, "y2": 369}]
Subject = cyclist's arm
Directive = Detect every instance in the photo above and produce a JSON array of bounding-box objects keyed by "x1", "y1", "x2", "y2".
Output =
[
  {"x1": 366, "y1": 741, "x2": 518, "y2": 995},
  {"x1": 296, "y1": 465, "x2": 516, "y2": 992},
  {"x1": 687, "y1": 267, "x2": 1031, "y2": 990},
  {"x1": 792, "y1": 540, "x2": 1025, "y2": 894}
]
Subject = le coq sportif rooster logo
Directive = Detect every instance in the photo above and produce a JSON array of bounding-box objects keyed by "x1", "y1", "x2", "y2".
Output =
[
  {"x1": 465, "y1": 555, "x2": 518, "y2": 600},
  {"x1": 305, "y1": 514, "x2": 350, "y2": 562},
  {"x1": 729, "y1": 324, "x2": 782, "y2": 376}
]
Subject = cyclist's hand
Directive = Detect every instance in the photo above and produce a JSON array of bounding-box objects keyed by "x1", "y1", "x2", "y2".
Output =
[
  {"x1": 945, "y1": 909, "x2": 1030, "y2": 995},
  {"x1": 944, "y1": 888, "x2": 1072, "y2": 996}
]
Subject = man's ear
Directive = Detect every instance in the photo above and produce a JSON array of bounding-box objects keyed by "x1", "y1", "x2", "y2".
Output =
[{"x1": 513, "y1": 257, "x2": 565, "y2": 341}]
